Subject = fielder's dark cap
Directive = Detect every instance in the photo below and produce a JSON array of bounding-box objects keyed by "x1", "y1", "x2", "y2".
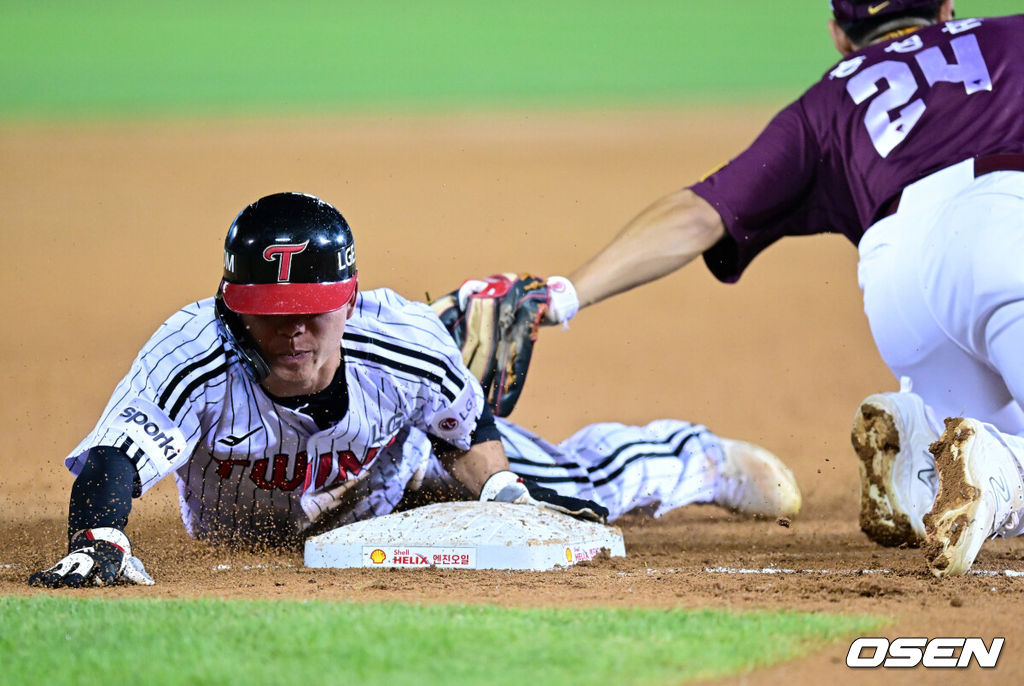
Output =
[
  {"x1": 219, "y1": 192, "x2": 358, "y2": 315},
  {"x1": 830, "y1": 0, "x2": 941, "y2": 25}
]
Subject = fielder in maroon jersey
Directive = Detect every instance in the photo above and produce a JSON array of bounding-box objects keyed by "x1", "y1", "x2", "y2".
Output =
[{"x1": 549, "y1": 2, "x2": 1024, "y2": 576}]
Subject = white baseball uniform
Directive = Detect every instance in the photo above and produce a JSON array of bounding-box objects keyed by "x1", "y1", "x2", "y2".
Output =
[{"x1": 65, "y1": 288, "x2": 727, "y2": 546}]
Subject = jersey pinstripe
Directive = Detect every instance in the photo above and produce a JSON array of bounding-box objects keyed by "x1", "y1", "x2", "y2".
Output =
[{"x1": 65, "y1": 288, "x2": 484, "y2": 546}]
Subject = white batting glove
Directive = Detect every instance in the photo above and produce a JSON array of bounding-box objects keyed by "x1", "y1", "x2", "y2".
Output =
[
  {"x1": 28, "y1": 527, "x2": 155, "y2": 588},
  {"x1": 479, "y1": 470, "x2": 608, "y2": 523}
]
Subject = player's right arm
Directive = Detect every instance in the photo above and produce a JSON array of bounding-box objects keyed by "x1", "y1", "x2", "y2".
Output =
[
  {"x1": 26, "y1": 444, "x2": 149, "y2": 587},
  {"x1": 29, "y1": 301, "x2": 226, "y2": 587},
  {"x1": 567, "y1": 189, "x2": 725, "y2": 310}
]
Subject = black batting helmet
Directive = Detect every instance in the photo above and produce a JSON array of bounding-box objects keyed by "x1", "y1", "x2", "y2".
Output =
[
  {"x1": 215, "y1": 192, "x2": 358, "y2": 382},
  {"x1": 219, "y1": 192, "x2": 358, "y2": 315}
]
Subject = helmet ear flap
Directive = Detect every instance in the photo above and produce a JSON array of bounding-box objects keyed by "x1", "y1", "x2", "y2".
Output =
[{"x1": 215, "y1": 289, "x2": 270, "y2": 383}]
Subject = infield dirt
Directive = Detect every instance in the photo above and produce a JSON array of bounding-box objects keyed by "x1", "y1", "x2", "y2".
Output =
[{"x1": 1, "y1": 108, "x2": 1021, "y2": 684}]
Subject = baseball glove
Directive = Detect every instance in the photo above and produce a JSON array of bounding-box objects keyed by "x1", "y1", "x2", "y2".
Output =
[{"x1": 430, "y1": 273, "x2": 549, "y2": 417}]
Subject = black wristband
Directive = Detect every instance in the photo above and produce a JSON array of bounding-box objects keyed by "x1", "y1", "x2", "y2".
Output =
[{"x1": 67, "y1": 446, "x2": 139, "y2": 547}]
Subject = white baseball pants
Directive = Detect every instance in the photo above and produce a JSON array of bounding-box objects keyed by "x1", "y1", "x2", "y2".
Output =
[{"x1": 858, "y1": 158, "x2": 1024, "y2": 435}]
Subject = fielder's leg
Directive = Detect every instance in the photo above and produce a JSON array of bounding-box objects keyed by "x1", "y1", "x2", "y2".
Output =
[
  {"x1": 856, "y1": 166, "x2": 1024, "y2": 552},
  {"x1": 851, "y1": 377, "x2": 941, "y2": 547},
  {"x1": 924, "y1": 417, "x2": 1024, "y2": 576}
]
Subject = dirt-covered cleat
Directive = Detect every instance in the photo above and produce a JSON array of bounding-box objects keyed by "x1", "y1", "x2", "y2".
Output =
[
  {"x1": 851, "y1": 380, "x2": 939, "y2": 547},
  {"x1": 923, "y1": 418, "x2": 1024, "y2": 577},
  {"x1": 713, "y1": 438, "x2": 801, "y2": 518}
]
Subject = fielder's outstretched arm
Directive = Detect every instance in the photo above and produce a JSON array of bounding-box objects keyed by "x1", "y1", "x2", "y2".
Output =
[{"x1": 568, "y1": 189, "x2": 725, "y2": 310}]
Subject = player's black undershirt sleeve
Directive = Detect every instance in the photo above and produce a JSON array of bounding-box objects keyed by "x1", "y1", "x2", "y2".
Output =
[
  {"x1": 470, "y1": 402, "x2": 501, "y2": 445},
  {"x1": 67, "y1": 446, "x2": 140, "y2": 547}
]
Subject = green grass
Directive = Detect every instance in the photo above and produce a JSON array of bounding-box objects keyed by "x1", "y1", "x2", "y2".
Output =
[
  {"x1": 0, "y1": 596, "x2": 882, "y2": 685},
  {"x1": 1, "y1": 0, "x2": 1018, "y2": 119}
]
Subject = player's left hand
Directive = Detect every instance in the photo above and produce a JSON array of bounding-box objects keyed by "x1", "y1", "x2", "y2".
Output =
[
  {"x1": 479, "y1": 470, "x2": 608, "y2": 523},
  {"x1": 27, "y1": 527, "x2": 155, "y2": 588}
]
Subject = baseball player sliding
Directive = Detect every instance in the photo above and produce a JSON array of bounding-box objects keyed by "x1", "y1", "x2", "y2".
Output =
[
  {"x1": 523, "y1": 2, "x2": 1024, "y2": 577},
  {"x1": 29, "y1": 192, "x2": 800, "y2": 587}
]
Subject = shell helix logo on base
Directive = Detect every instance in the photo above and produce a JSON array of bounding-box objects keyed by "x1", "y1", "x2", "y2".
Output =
[
  {"x1": 565, "y1": 548, "x2": 573, "y2": 563},
  {"x1": 370, "y1": 549, "x2": 387, "y2": 564}
]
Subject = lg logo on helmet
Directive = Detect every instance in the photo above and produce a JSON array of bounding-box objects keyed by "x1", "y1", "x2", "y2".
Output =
[
  {"x1": 338, "y1": 245, "x2": 355, "y2": 270},
  {"x1": 263, "y1": 241, "x2": 310, "y2": 282}
]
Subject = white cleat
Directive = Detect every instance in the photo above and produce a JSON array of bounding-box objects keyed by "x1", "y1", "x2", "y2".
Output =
[
  {"x1": 713, "y1": 438, "x2": 801, "y2": 518},
  {"x1": 850, "y1": 380, "x2": 939, "y2": 547},
  {"x1": 924, "y1": 417, "x2": 1024, "y2": 577}
]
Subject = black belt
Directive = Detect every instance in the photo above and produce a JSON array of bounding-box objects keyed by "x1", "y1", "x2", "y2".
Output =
[{"x1": 878, "y1": 152, "x2": 1024, "y2": 219}]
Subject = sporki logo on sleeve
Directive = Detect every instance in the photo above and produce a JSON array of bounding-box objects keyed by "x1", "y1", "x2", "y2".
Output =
[
  {"x1": 846, "y1": 636, "x2": 1003, "y2": 668},
  {"x1": 117, "y1": 397, "x2": 187, "y2": 471}
]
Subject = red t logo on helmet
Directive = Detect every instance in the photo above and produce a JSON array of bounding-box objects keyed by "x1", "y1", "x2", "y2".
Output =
[{"x1": 263, "y1": 241, "x2": 309, "y2": 282}]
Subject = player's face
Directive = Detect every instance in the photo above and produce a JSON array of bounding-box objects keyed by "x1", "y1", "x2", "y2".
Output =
[{"x1": 240, "y1": 306, "x2": 351, "y2": 397}]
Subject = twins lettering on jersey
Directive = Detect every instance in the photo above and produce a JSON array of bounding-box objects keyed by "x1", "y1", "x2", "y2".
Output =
[{"x1": 212, "y1": 444, "x2": 388, "y2": 492}]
